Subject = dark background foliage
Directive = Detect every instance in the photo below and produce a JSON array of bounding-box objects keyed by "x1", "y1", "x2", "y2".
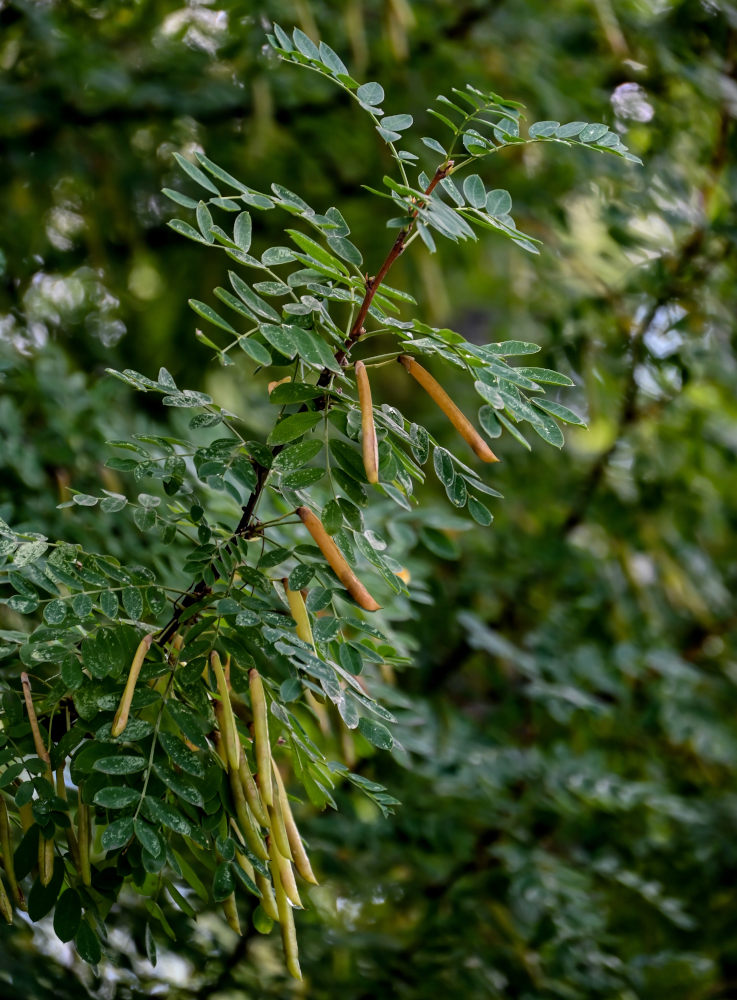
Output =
[{"x1": 1, "y1": 0, "x2": 736, "y2": 997}]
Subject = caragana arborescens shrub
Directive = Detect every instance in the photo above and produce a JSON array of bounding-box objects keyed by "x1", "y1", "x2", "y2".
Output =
[{"x1": 0, "y1": 23, "x2": 638, "y2": 978}]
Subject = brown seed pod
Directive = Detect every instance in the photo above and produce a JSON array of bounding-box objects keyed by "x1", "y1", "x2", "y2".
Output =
[
  {"x1": 111, "y1": 634, "x2": 154, "y2": 738},
  {"x1": 296, "y1": 506, "x2": 381, "y2": 612},
  {"x1": 355, "y1": 360, "x2": 379, "y2": 484},
  {"x1": 398, "y1": 354, "x2": 499, "y2": 463},
  {"x1": 268, "y1": 375, "x2": 292, "y2": 394}
]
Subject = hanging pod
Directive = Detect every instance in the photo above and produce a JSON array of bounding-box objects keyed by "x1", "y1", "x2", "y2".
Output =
[
  {"x1": 111, "y1": 634, "x2": 154, "y2": 737},
  {"x1": 355, "y1": 360, "x2": 380, "y2": 484},
  {"x1": 398, "y1": 354, "x2": 499, "y2": 463},
  {"x1": 296, "y1": 506, "x2": 381, "y2": 612},
  {"x1": 249, "y1": 669, "x2": 274, "y2": 808}
]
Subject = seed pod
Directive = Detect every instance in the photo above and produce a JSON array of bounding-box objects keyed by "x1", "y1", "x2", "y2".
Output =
[
  {"x1": 222, "y1": 893, "x2": 242, "y2": 935},
  {"x1": 249, "y1": 669, "x2": 273, "y2": 808},
  {"x1": 268, "y1": 834, "x2": 302, "y2": 909},
  {"x1": 268, "y1": 375, "x2": 292, "y2": 394},
  {"x1": 238, "y1": 746, "x2": 268, "y2": 828},
  {"x1": 282, "y1": 580, "x2": 314, "y2": 648},
  {"x1": 18, "y1": 803, "x2": 33, "y2": 834},
  {"x1": 111, "y1": 634, "x2": 154, "y2": 737},
  {"x1": 398, "y1": 354, "x2": 499, "y2": 463},
  {"x1": 296, "y1": 506, "x2": 381, "y2": 612},
  {"x1": 211, "y1": 652, "x2": 240, "y2": 772},
  {"x1": 77, "y1": 790, "x2": 91, "y2": 887},
  {"x1": 0, "y1": 798, "x2": 23, "y2": 910},
  {"x1": 355, "y1": 360, "x2": 379, "y2": 484},
  {"x1": 273, "y1": 761, "x2": 318, "y2": 885},
  {"x1": 255, "y1": 872, "x2": 279, "y2": 922},
  {"x1": 0, "y1": 873, "x2": 12, "y2": 924},
  {"x1": 270, "y1": 841, "x2": 302, "y2": 981},
  {"x1": 38, "y1": 834, "x2": 54, "y2": 887},
  {"x1": 56, "y1": 765, "x2": 80, "y2": 872},
  {"x1": 267, "y1": 795, "x2": 293, "y2": 863},
  {"x1": 229, "y1": 766, "x2": 268, "y2": 862}
]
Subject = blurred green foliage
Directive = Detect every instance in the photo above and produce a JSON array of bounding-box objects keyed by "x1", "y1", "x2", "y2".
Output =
[{"x1": 1, "y1": 0, "x2": 736, "y2": 997}]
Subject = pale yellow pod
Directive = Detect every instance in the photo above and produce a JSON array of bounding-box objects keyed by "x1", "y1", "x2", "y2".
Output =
[
  {"x1": 38, "y1": 835, "x2": 54, "y2": 887},
  {"x1": 256, "y1": 872, "x2": 279, "y2": 922},
  {"x1": 0, "y1": 874, "x2": 12, "y2": 924},
  {"x1": 355, "y1": 360, "x2": 379, "y2": 484},
  {"x1": 296, "y1": 506, "x2": 381, "y2": 612},
  {"x1": 77, "y1": 791, "x2": 91, "y2": 887},
  {"x1": 222, "y1": 893, "x2": 242, "y2": 935},
  {"x1": 272, "y1": 762, "x2": 318, "y2": 885},
  {"x1": 268, "y1": 835, "x2": 302, "y2": 910},
  {"x1": 111, "y1": 634, "x2": 154, "y2": 737},
  {"x1": 211, "y1": 652, "x2": 240, "y2": 771},
  {"x1": 238, "y1": 746, "x2": 268, "y2": 828},
  {"x1": 282, "y1": 580, "x2": 314, "y2": 648},
  {"x1": 249, "y1": 669, "x2": 273, "y2": 808},
  {"x1": 271, "y1": 844, "x2": 302, "y2": 981},
  {"x1": 0, "y1": 798, "x2": 23, "y2": 909},
  {"x1": 267, "y1": 799, "x2": 293, "y2": 863},
  {"x1": 398, "y1": 354, "x2": 499, "y2": 463},
  {"x1": 229, "y1": 767, "x2": 268, "y2": 862}
]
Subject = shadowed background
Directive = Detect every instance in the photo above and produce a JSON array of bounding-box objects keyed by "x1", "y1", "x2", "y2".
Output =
[{"x1": 1, "y1": 1, "x2": 736, "y2": 997}]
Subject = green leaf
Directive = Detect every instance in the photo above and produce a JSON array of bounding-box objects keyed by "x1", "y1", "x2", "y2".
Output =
[
  {"x1": 529, "y1": 120, "x2": 560, "y2": 137},
  {"x1": 326, "y1": 235, "x2": 363, "y2": 267},
  {"x1": 93, "y1": 755, "x2": 147, "y2": 775},
  {"x1": 533, "y1": 399, "x2": 586, "y2": 426},
  {"x1": 382, "y1": 114, "x2": 413, "y2": 131},
  {"x1": 239, "y1": 338, "x2": 272, "y2": 366},
  {"x1": 357, "y1": 81, "x2": 384, "y2": 106},
  {"x1": 268, "y1": 382, "x2": 322, "y2": 405},
  {"x1": 463, "y1": 174, "x2": 486, "y2": 209},
  {"x1": 168, "y1": 219, "x2": 210, "y2": 245},
  {"x1": 13, "y1": 539, "x2": 48, "y2": 566},
  {"x1": 188, "y1": 299, "x2": 236, "y2": 334},
  {"x1": 213, "y1": 861, "x2": 235, "y2": 901},
  {"x1": 233, "y1": 211, "x2": 252, "y2": 253},
  {"x1": 196, "y1": 201, "x2": 214, "y2": 242},
  {"x1": 286, "y1": 229, "x2": 349, "y2": 275},
  {"x1": 288, "y1": 563, "x2": 315, "y2": 591},
  {"x1": 319, "y1": 40, "x2": 349, "y2": 76},
  {"x1": 358, "y1": 717, "x2": 394, "y2": 750},
  {"x1": 44, "y1": 599, "x2": 67, "y2": 625},
  {"x1": 260, "y1": 323, "x2": 298, "y2": 359},
  {"x1": 267, "y1": 411, "x2": 322, "y2": 446},
  {"x1": 486, "y1": 189, "x2": 512, "y2": 217},
  {"x1": 281, "y1": 468, "x2": 324, "y2": 490},
  {"x1": 134, "y1": 818, "x2": 164, "y2": 859},
  {"x1": 142, "y1": 797, "x2": 192, "y2": 837},
  {"x1": 468, "y1": 496, "x2": 493, "y2": 526},
  {"x1": 122, "y1": 587, "x2": 143, "y2": 620},
  {"x1": 173, "y1": 152, "x2": 220, "y2": 195},
  {"x1": 322, "y1": 499, "x2": 343, "y2": 535},
  {"x1": 159, "y1": 732, "x2": 204, "y2": 777},
  {"x1": 100, "y1": 815, "x2": 135, "y2": 850},
  {"x1": 54, "y1": 888, "x2": 82, "y2": 943},
  {"x1": 93, "y1": 787, "x2": 140, "y2": 809},
  {"x1": 76, "y1": 920, "x2": 102, "y2": 966},
  {"x1": 514, "y1": 367, "x2": 574, "y2": 386},
  {"x1": 579, "y1": 123, "x2": 609, "y2": 142},
  {"x1": 433, "y1": 447, "x2": 455, "y2": 488},
  {"x1": 153, "y1": 763, "x2": 204, "y2": 807},
  {"x1": 292, "y1": 27, "x2": 320, "y2": 61}
]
